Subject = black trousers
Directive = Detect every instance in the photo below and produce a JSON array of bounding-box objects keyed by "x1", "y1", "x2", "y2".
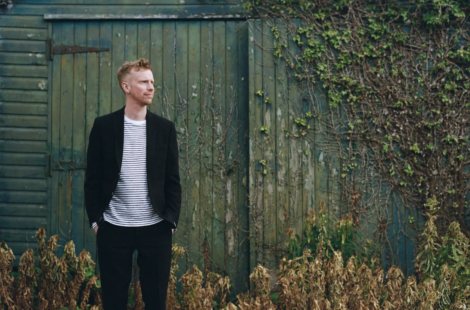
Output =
[{"x1": 96, "y1": 220, "x2": 173, "y2": 310}]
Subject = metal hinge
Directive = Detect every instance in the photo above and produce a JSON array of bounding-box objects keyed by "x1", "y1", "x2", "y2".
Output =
[{"x1": 46, "y1": 38, "x2": 110, "y2": 61}]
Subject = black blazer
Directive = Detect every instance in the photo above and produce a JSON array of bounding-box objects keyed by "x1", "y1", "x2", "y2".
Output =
[{"x1": 84, "y1": 106, "x2": 181, "y2": 230}]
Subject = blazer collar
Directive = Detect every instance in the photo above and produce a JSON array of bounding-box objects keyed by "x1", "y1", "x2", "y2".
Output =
[{"x1": 113, "y1": 106, "x2": 159, "y2": 169}]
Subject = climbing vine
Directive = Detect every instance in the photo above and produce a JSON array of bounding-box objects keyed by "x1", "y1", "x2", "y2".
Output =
[{"x1": 243, "y1": 0, "x2": 470, "y2": 237}]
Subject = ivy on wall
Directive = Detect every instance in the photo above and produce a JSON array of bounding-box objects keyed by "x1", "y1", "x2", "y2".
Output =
[{"x1": 243, "y1": 0, "x2": 470, "y2": 236}]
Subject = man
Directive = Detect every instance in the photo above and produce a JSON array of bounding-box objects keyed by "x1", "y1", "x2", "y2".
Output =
[{"x1": 84, "y1": 58, "x2": 181, "y2": 310}]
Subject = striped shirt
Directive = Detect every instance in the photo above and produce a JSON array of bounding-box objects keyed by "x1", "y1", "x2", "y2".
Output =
[{"x1": 92, "y1": 114, "x2": 163, "y2": 228}]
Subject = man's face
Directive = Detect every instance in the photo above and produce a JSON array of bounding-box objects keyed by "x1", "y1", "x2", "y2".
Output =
[{"x1": 122, "y1": 68, "x2": 154, "y2": 106}]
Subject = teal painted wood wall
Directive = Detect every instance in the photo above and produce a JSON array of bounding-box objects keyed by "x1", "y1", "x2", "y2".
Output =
[{"x1": 0, "y1": 0, "x2": 252, "y2": 295}]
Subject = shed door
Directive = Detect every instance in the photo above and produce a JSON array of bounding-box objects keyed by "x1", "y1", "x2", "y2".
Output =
[{"x1": 49, "y1": 20, "x2": 250, "y2": 293}]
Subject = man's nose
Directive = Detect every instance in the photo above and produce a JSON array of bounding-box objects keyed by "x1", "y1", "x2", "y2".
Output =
[{"x1": 148, "y1": 83, "x2": 154, "y2": 91}]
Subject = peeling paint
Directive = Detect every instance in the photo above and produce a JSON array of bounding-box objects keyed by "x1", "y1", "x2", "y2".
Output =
[
  {"x1": 267, "y1": 183, "x2": 273, "y2": 195},
  {"x1": 38, "y1": 81, "x2": 46, "y2": 90},
  {"x1": 36, "y1": 54, "x2": 43, "y2": 58},
  {"x1": 277, "y1": 107, "x2": 282, "y2": 116},
  {"x1": 27, "y1": 34, "x2": 35, "y2": 39},
  {"x1": 278, "y1": 208, "x2": 285, "y2": 222},
  {"x1": 226, "y1": 208, "x2": 232, "y2": 223},
  {"x1": 227, "y1": 228, "x2": 234, "y2": 255},
  {"x1": 227, "y1": 179, "x2": 232, "y2": 205},
  {"x1": 117, "y1": 33, "x2": 121, "y2": 38},
  {"x1": 195, "y1": 180, "x2": 199, "y2": 188}
]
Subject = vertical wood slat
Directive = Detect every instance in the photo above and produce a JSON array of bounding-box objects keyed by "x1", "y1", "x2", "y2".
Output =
[
  {"x1": 174, "y1": 20, "x2": 189, "y2": 277},
  {"x1": 212, "y1": 20, "x2": 226, "y2": 273},
  {"x1": 84, "y1": 21, "x2": 100, "y2": 262},
  {"x1": 137, "y1": 21, "x2": 150, "y2": 60},
  {"x1": 50, "y1": 22, "x2": 62, "y2": 240},
  {"x1": 187, "y1": 20, "x2": 203, "y2": 270},
  {"x1": 111, "y1": 21, "x2": 125, "y2": 112},
  {"x1": 149, "y1": 21, "x2": 163, "y2": 116},
  {"x1": 200, "y1": 20, "x2": 214, "y2": 278},
  {"x1": 236, "y1": 20, "x2": 250, "y2": 294},
  {"x1": 58, "y1": 21, "x2": 74, "y2": 255},
  {"x1": 99, "y1": 22, "x2": 112, "y2": 116},
  {"x1": 261, "y1": 22, "x2": 277, "y2": 269},
  {"x1": 273, "y1": 20, "x2": 290, "y2": 268},
  {"x1": 124, "y1": 21, "x2": 137, "y2": 62},
  {"x1": 224, "y1": 20, "x2": 239, "y2": 285},
  {"x1": 287, "y1": 19, "x2": 303, "y2": 239},
  {"x1": 162, "y1": 22, "x2": 175, "y2": 122},
  {"x1": 248, "y1": 20, "x2": 265, "y2": 270},
  {"x1": 71, "y1": 21, "x2": 87, "y2": 253}
]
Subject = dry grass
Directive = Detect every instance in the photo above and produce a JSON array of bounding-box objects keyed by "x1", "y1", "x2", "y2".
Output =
[{"x1": 1, "y1": 208, "x2": 469, "y2": 309}]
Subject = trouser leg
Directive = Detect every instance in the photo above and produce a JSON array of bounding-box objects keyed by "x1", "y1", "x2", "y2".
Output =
[
  {"x1": 97, "y1": 222, "x2": 135, "y2": 310},
  {"x1": 136, "y1": 220, "x2": 173, "y2": 310}
]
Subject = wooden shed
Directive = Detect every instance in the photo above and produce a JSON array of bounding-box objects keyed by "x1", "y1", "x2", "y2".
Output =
[{"x1": 0, "y1": 0, "x2": 418, "y2": 295}]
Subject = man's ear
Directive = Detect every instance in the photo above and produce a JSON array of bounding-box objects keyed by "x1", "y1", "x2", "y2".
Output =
[{"x1": 122, "y1": 82, "x2": 130, "y2": 93}]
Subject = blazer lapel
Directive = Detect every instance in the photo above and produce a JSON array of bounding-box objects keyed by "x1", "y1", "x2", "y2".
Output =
[{"x1": 113, "y1": 106, "x2": 125, "y2": 169}]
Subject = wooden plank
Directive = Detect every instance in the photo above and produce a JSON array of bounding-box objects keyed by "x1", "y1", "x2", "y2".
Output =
[
  {"x1": 0, "y1": 77, "x2": 48, "y2": 91},
  {"x1": 0, "y1": 128, "x2": 47, "y2": 141},
  {"x1": 124, "y1": 21, "x2": 137, "y2": 61},
  {"x1": 0, "y1": 52, "x2": 48, "y2": 65},
  {"x1": 313, "y1": 97, "x2": 327, "y2": 220},
  {"x1": 0, "y1": 16, "x2": 47, "y2": 29},
  {"x1": 83, "y1": 21, "x2": 100, "y2": 261},
  {"x1": 0, "y1": 65, "x2": 48, "y2": 78},
  {"x1": 16, "y1": 0, "x2": 237, "y2": 5},
  {"x1": 0, "y1": 178, "x2": 46, "y2": 191},
  {"x1": 273, "y1": 20, "x2": 290, "y2": 269},
  {"x1": 0, "y1": 191, "x2": 47, "y2": 204},
  {"x1": 57, "y1": 21, "x2": 75, "y2": 255},
  {"x1": 3, "y1": 242, "x2": 40, "y2": 255},
  {"x1": 224, "y1": 20, "x2": 239, "y2": 286},
  {"x1": 148, "y1": 21, "x2": 163, "y2": 115},
  {"x1": 6, "y1": 4, "x2": 245, "y2": 16},
  {"x1": 248, "y1": 20, "x2": 264, "y2": 271},
  {"x1": 0, "y1": 203, "x2": 47, "y2": 217},
  {"x1": 0, "y1": 90, "x2": 47, "y2": 103},
  {"x1": 49, "y1": 22, "x2": 62, "y2": 239},
  {"x1": 161, "y1": 22, "x2": 175, "y2": 121},
  {"x1": 288, "y1": 19, "x2": 303, "y2": 239},
  {"x1": 174, "y1": 20, "x2": 189, "y2": 277},
  {"x1": 261, "y1": 22, "x2": 277, "y2": 269},
  {"x1": 212, "y1": 20, "x2": 226, "y2": 273},
  {"x1": 98, "y1": 22, "x2": 113, "y2": 116},
  {"x1": 137, "y1": 21, "x2": 150, "y2": 59},
  {"x1": 186, "y1": 20, "x2": 202, "y2": 271},
  {"x1": 200, "y1": 20, "x2": 214, "y2": 276},
  {"x1": 0, "y1": 102, "x2": 47, "y2": 116},
  {"x1": 111, "y1": 21, "x2": 125, "y2": 112},
  {"x1": 236, "y1": 20, "x2": 249, "y2": 294},
  {"x1": 0, "y1": 28, "x2": 48, "y2": 41},
  {"x1": 0, "y1": 140, "x2": 46, "y2": 152},
  {"x1": 0, "y1": 153, "x2": 45, "y2": 166},
  {"x1": 0, "y1": 115, "x2": 47, "y2": 128},
  {"x1": 43, "y1": 13, "x2": 248, "y2": 20},
  {"x1": 0, "y1": 40, "x2": 45, "y2": 53},
  {"x1": 0, "y1": 165, "x2": 45, "y2": 178},
  {"x1": 71, "y1": 21, "x2": 87, "y2": 253},
  {"x1": 0, "y1": 229, "x2": 45, "y2": 242}
]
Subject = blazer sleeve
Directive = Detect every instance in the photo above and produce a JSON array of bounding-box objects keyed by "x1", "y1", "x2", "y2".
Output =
[
  {"x1": 164, "y1": 122, "x2": 182, "y2": 229},
  {"x1": 84, "y1": 118, "x2": 104, "y2": 227}
]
